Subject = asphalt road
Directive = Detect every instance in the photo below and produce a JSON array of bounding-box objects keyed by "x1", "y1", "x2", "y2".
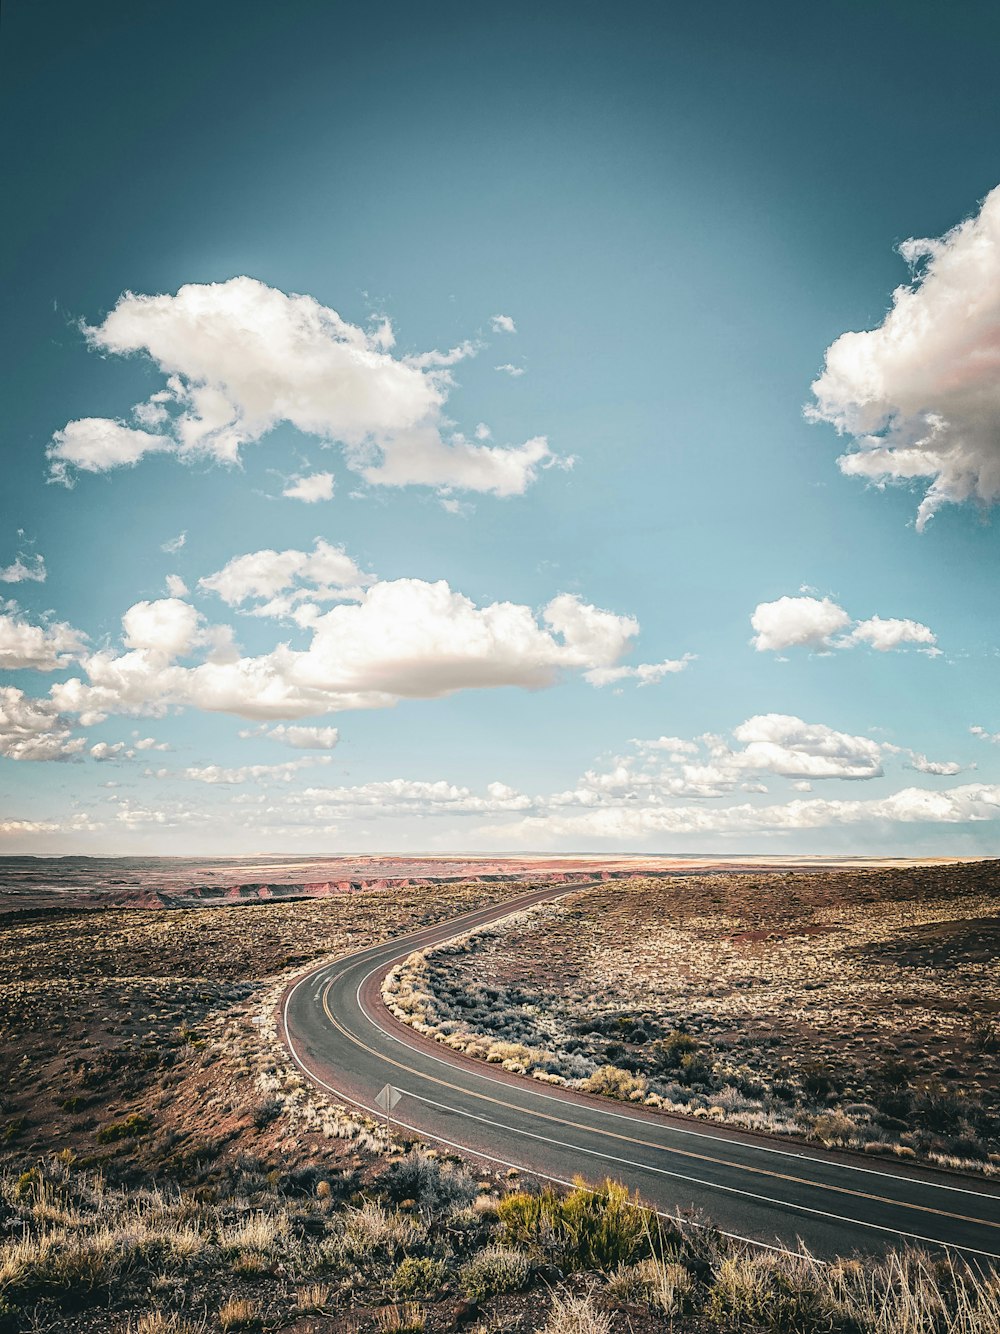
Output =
[{"x1": 281, "y1": 883, "x2": 1000, "y2": 1261}]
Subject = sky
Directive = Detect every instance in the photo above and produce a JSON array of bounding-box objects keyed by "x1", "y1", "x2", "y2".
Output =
[{"x1": 2, "y1": 0, "x2": 1000, "y2": 856}]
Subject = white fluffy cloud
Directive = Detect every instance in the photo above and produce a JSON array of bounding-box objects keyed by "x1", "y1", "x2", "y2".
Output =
[
  {"x1": 47, "y1": 571, "x2": 646, "y2": 724},
  {"x1": 50, "y1": 278, "x2": 555, "y2": 495},
  {"x1": 0, "y1": 608, "x2": 84, "y2": 671},
  {"x1": 122, "y1": 598, "x2": 202, "y2": 658},
  {"x1": 730, "y1": 714, "x2": 883, "y2": 779},
  {"x1": 808, "y1": 184, "x2": 1000, "y2": 530},
  {"x1": 200, "y1": 538, "x2": 373, "y2": 617},
  {"x1": 0, "y1": 687, "x2": 83, "y2": 761},
  {"x1": 750, "y1": 596, "x2": 850, "y2": 651},
  {"x1": 751, "y1": 595, "x2": 936, "y2": 654},
  {"x1": 491, "y1": 314, "x2": 517, "y2": 333},
  {"x1": 283, "y1": 471, "x2": 335, "y2": 503},
  {"x1": 849, "y1": 615, "x2": 937, "y2": 652}
]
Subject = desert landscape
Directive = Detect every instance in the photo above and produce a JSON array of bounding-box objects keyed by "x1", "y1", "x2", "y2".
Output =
[{"x1": 1, "y1": 857, "x2": 998, "y2": 1333}]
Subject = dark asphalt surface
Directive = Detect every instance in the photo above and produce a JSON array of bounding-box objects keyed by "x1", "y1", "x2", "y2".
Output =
[{"x1": 281, "y1": 884, "x2": 1000, "y2": 1260}]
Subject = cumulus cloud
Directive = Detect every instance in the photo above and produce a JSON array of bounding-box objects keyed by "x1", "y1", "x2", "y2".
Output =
[
  {"x1": 495, "y1": 363, "x2": 525, "y2": 377},
  {"x1": 491, "y1": 314, "x2": 517, "y2": 334},
  {"x1": 200, "y1": 538, "x2": 373, "y2": 617},
  {"x1": 849, "y1": 616, "x2": 938, "y2": 652},
  {"x1": 50, "y1": 277, "x2": 557, "y2": 495},
  {"x1": 161, "y1": 532, "x2": 186, "y2": 554},
  {"x1": 808, "y1": 184, "x2": 1000, "y2": 530},
  {"x1": 730, "y1": 714, "x2": 883, "y2": 779},
  {"x1": 750, "y1": 596, "x2": 850, "y2": 651},
  {"x1": 0, "y1": 608, "x2": 85, "y2": 671},
  {"x1": 47, "y1": 419, "x2": 174, "y2": 484},
  {"x1": 165, "y1": 574, "x2": 189, "y2": 597},
  {"x1": 283, "y1": 471, "x2": 335, "y2": 503},
  {"x1": 971, "y1": 725, "x2": 1000, "y2": 744},
  {"x1": 905, "y1": 751, "x2": 962, "y2": 776},
  {"x1": 0, "y1": 687, "x2": 83, "y2": 761},
  {"x1": 48, "y1": 575, "x2": 646, "y2": 724},
  {"x1": 751, "y1": 595, "x2": 936, "y2": 654}
]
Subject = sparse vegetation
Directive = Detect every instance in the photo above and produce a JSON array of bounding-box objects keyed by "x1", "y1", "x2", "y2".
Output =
[{"x1": 2, "y1": 863, "x2": 999, "y2": 1330}]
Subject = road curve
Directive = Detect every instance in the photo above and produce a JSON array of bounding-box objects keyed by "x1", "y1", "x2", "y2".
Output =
[{"x1": 281, "y1": 883, "x2": 1000, "y2": 1261}]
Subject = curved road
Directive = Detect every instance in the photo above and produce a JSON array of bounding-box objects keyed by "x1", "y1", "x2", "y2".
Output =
[{"x1": 281, "y1": 884, "x2": 1000, "y2": 1261}]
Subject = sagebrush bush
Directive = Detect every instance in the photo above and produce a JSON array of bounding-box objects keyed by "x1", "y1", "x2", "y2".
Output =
[
  {"x1": 391, "y1": 1255, "x2": 447, "y2": 1296},
  {"x1": 459, "y1": 1244, "x2": 531, "y2": 1299}
]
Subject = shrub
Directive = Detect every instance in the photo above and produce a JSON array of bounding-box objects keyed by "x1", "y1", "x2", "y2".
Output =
[
  {"x1": 499, "y1": 1180, "x2": 652, "y2": 1274},
  {"x1": 381, "y1": 1150, "x2": 477, "y2": 1215},
  {"x1": 251, "y1": 1097, "x2": 281, "y2": 1130},
  {"x1": 391, "y1": 1256, "x2": 447, "y2": 1296},
  {"x1": 295, "y1": 1282, "x2": 331, "y2": 1313},
  {"x1": 459, "y1": 1244, "x2": 531, "y2": 1299},
  {"x1": 708, "y1": 1251, "x2": 837, "y2": 1331},
  {"x1": 96, "y1": 1113, "x2": 153, "y2": 1144},
  {"x1": 377, "y1": 1304, "x2": 426, "y2": 1333},
  {"x1": 582, "y1": 1066, "x2": 648, "y2": 1101},
  {"x1": 543, "y1": 1289, "x2": 611, "y2": 1334},
  {"x1": 218, "y1": 1297, "x2": 261, "y2": 1331}
]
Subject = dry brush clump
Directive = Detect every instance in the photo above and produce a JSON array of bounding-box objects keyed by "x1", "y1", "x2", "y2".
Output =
[{"x1": 382, "y1": 864, "x2": 1000, "y2": 1173}]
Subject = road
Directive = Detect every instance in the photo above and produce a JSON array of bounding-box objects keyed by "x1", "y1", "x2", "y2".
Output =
[{"x1": 281, "y1": 883, "x2": 1000, "y2": 1261}]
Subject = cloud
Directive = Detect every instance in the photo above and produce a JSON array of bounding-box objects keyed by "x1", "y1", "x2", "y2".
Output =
[
  {"x1": 90, "y1": 740, "x2": 131, "y2": 762},
  {"x1": 584, "y1": 654, "x2": 694, "y2": 687},
  {"x1": 199, "y1": 538, "x2": 373, "y2": 617},
  {"x1": 0, "y1": 608, "x2": 85, "y2": 671},
  {"x1": 161, "y1": 532, "x2": 186, "y2": 554},
  {"x1": 122, "y1": 598, "x2": 202, "y2": 658},
  {"x1": 47, "y1": 419, "x2": 174, "y2": 483},
  {"x1": 750, "y1": 596, "x2": 850, "y2": 651},
  {"x1": 905, "y1": 751, "x2": 962, "y2": 776},
  {"x1": 0, "y1": 687, "x2": 83, "y2": 761},
  {"x1": 282, "y1": 471, "x2": 335, "y2": 503},
  {"x1": 168, "y1": 756, "x2": 331, "y2": 784},
  {"x1": 50, "y1": 277, "x2": 557, "y2": 495},
  {"x1": 730, "y1": 714, "x2": 883, "y2": 779},
  {"x1": 0, "y1": 549, "x2": 46, "y2": 584},
  {"x1": 849, "y1": 616, "x2": 938, "y2": 652},
  {"x1": 751, "y1": 595, "x2": 936, "y2": 654},
  {"x1": 971, "y1": 725, "x2": 1000, "y2": 744},
  {"x1": 491, "y1": 314, "x2": 517, "y2": 334},
  {"x1": 486, "y1": 782, "x2": 1000, "y2": 843},
  {"x1": 808, "y1": 184, "x2": 1000, "y2": 530},
  {"x1": 495, "y1": 363, "x2": 525, "y2": 377},
  {"x1": 165, "y1": 574, "x2": 189, "y2": 597},
  {"x1": 48, "y1": 577, "x2": 644, "y2": 724},
  {"x1": 242, "y1": 723, "x2": 340, "y2": 750},
  {"x1": 291, "y1": 777, "x2": 531, "y2": 816}
]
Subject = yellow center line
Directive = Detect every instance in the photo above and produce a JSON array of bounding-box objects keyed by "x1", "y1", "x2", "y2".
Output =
[{"x1": 318, "y1": 971, "x2": 998, "y2": 1233}]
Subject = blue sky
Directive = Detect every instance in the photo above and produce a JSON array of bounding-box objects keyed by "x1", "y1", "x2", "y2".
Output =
[{"x1": 3, "y1": 0, "x2": 1000, "y2": 854}]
